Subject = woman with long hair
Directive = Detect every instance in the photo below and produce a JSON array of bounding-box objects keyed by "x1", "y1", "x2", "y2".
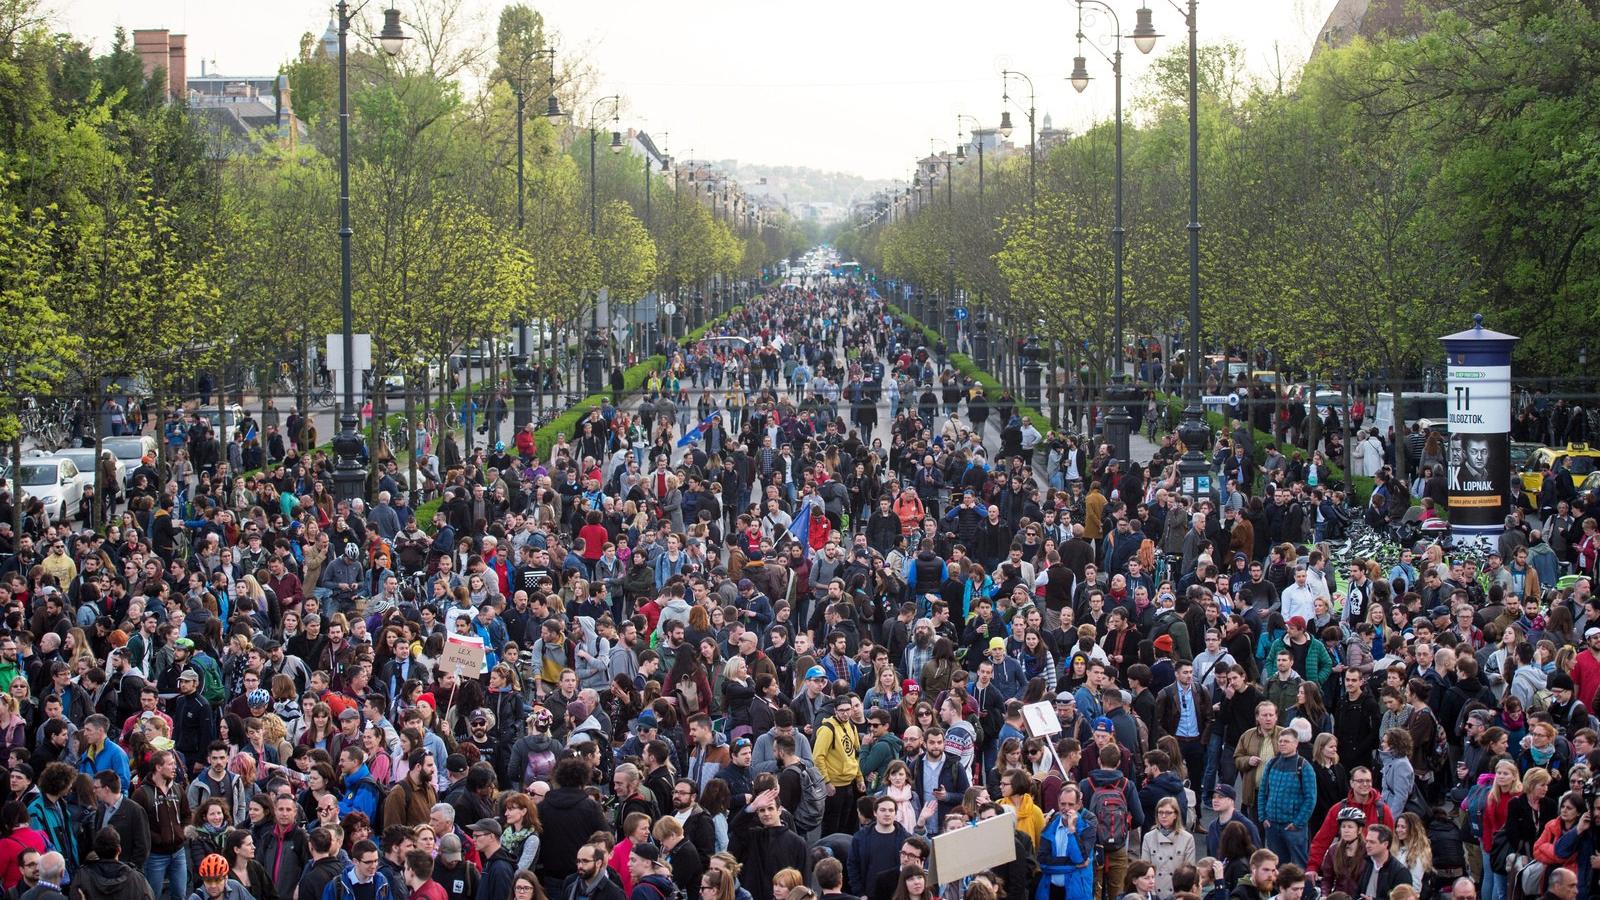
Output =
[
  {"x1": 185, "y1": 798, "x2": 229, "y2": 879},
  {"x1": 987, "y1": 740, "x2": 1025, "y2": 797},
  {"x1": 223, "y1": 827, "x2": 277, "y2": 900},
  {"x1": 610, "y1": 812, "x2": 652, "y2": 894},
  {"x1": 889, "y1": 865, "x2": 930, "y2": 900},
  {"x1": 1532, "y1": 791, "x2": 1583, "y2": 887},
  {"x1": 298, "y1": 702, "x2": 336, "y2": 750},
  {"x1": 1310, "y1": 733, "x2": 1349, "y2": 833},
  {"x1": 1018, "y1": 628, "x2": 1057, "y2": 694},
  {"x1": 1217, "y1": 820, "x2": 1257, "y2": 888},
  {"x1": 1320, "y1": 808, "x2": 1371, "y2": 896},
  {"x1": 500, "y1": 791, "x2": 542, "y2": 871},
  {"x1": 1287, "y1": 682, "x2": 1331, "y2": 737},
  {"x1": 1378, "y1": 728, "x2": 1416, "y2": 818},
  {"x1": 700, "y1": 868, "x2": 737, "y2": 900},
  {"x1": 1392, "y1": 810, "x2": 1434, "y2": 891},
  {"x1": 1139, "y1": 796, "x2": 1196, "y2": 897},
  {"x1": 0, "y1": 801, "x2": 46, "y2": 890},
  {"x1": 1480, "y1": 759, "x2": 1523, "y2": 900},
  {"x1": 919, "y1": 638, "x2": 957, "y2": 695},
  {"x1": 511, "y1": 871, "x2": 546, "y2": 900}
]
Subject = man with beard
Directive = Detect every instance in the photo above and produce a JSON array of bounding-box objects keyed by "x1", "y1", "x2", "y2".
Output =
[{"x1": 668, "y1": 778, "x2": 718, "y2": 862}]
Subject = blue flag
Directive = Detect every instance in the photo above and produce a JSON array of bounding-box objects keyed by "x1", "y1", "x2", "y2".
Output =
[
  {"x1": 676, "y1": 412, "x2": 718, "y2": 448},
  {"x1": 787, "y1": 502, "x2": 812, "y2": 558}
]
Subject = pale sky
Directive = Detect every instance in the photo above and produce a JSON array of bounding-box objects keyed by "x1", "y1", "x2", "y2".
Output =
[{"x1": 54, "y1": 0, "x2": 1340, "y2": 181}]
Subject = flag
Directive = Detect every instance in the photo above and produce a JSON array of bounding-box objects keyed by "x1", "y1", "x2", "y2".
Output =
[
  {"x1": 676, "y1": 412, "x2": 718, "y2": 448},
  {"x1": 244, "y1": 424, "x2": 257, "y2": 442},
  {"x1": 786, "y1": 502, "x2": 812, "y2": 559}
]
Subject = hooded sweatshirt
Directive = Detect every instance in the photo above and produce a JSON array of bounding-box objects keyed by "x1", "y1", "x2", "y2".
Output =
[
  {"x1": 68, "y1": 859, "x2": 153, "y2": 900},
  {"x1": 573, "y1": 616, "x2": 612, "y2": 690}
]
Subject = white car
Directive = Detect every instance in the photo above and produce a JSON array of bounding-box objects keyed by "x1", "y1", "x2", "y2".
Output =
[
  {"x1": 13, "y1": 457, "x2": 85, "y2": 523},
  {"x1": 101, "y1": 435, "x2": 158, "y2": 487},
  {"x1": 49, "y1": 447, "x2": 124, "y2": 496}
]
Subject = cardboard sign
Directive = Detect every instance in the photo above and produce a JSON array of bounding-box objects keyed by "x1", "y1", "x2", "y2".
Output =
[
  {"x1": 441, "y1": 633, "x2": 486, "y2": 675},
  {"x1": 931, "y1": 809, "x2": 1017, "y2": 884},
  {"x1": 1022, "y1": 701, "x2": 1062, "y2": 738}
]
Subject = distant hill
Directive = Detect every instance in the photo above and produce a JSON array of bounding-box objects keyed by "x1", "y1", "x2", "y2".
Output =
[{"x1": 715, "y1": 162, "x2": 899, "y2": 209}]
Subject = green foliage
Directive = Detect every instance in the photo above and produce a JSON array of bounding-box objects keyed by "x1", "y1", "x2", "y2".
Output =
[{"x1": 867, "y1": 1, "x2": 1596, "y2": 379}]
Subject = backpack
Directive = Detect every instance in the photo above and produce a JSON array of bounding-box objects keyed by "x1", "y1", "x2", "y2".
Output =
[
  {"x1": 787, "y1": 760, "x2": 826, "y2": 833},
  {"x1": 191, "y1": 653, "x2": 226, "y2": 706},
  {"x1": 1464, "y1": 779, "x2": 1494, "y2": 842},
  {"x1": 1088, "y1": 777, "x2": 1132, "y2": 849},
  {"x1": 522, "y1": 744, "x2": 556, "y2": 787}
]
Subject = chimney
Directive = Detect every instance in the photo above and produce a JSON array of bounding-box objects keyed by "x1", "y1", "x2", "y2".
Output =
[
  {"x1": 167, "y1": 34, "x2": 187, "y2": 102},
  {"x1": 132, "y1": 29, "x2": 169, "y2": 88}
]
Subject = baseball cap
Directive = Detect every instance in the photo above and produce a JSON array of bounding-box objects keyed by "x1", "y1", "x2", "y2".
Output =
[
  {"x1": 637, "y1": 711, "x2": 658, "y2": 728},
  {"x1": 1586, "y1": 627, "x2": 1600, "y2": 640},
  {"x1": 467, "y1": 818, "x2": 502, "y2": 837},
  {"x1": 438, "y1": 834, "x2": 463, "y2": 860},
  {"x1": 446, "y1": 754, "x2": 469, "y2": 774},
  {"x1": 630, "y1": 843, "x2": 661, "y2": 863},
  {"x1": 737, "y1": 578, "x2": 755, "y2": 591},
  {"x1": 1055, "y1": 691, "x2": 1076, "y2": 704},
  {"x1": 1093, "y1": 716, "x2": 1114, "y2": 733},
  {"x1": 805, "y1": 665, "x2": 827, "y2": 681},
  {"x1": 173, "y1": 637, "x2": 195, "y2": 650},
  {"x1": 1214, "y1": 785, "x2": 1238, "y2": 801},
  {"x1": 469, "y1": 709, "x2": 490, "y2": 726},
  {"x1": 178, "y1": 670, "x2": 200, "y2": 683}
]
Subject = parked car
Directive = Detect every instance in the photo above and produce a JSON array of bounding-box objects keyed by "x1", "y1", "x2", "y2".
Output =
[
  {"x1": 12, "y1": 456, "x2": 85, "y2": 524},
  {"x1": 1521, "y1": 443, "x2": 1600, "y2": 493},
  {"x1": 101, "y1": 435, "x2": 158, "y2": 487},
  {"x1": 49, "y1": 447, "x2": 124, "y2": 495}
]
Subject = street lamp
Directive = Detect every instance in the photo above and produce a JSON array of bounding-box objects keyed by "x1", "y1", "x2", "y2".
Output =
[
  {"x1": 1133, "y1": 0, "x2": 1211, "y2": 499},
  {"x1": 1001, "y1": 69, "x2": 1037, "y2": 207},
  {"x1": 931, "y1": 137, "x2": 956, "y2": 348},
  {"x1": 1071, "y1": 0, "x2": 1128, "y2": 385},
  {"x1": 333, "y1": 2, "x2": 407, "y2": 505},
  {"x1": 587, "y1": 94, "x2": 623, "y2": 395},
  {"x1": 509, "y1": 46, "x2": 560, "y2": 430},
  {"x1": 957, "y1": 113, "x2": 990, "y2": 369}
]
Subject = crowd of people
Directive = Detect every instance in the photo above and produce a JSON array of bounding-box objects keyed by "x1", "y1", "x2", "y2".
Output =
[{"x1": 0, "y1": 278, "x2": 1595, "y2": 900}]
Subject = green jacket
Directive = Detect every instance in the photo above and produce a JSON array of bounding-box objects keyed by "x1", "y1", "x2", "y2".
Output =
[
  {"x1": 859, "y1": 730, "x2": 903, "y2": 791},
  {"x1": 0, "y1": 660, "x2": 19, "y2": 693},
  {"x1": 1265, "y1": 634, "x2": 1334, "y2": 691}
]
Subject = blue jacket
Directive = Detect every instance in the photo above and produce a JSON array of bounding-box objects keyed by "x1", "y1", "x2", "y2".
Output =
[
  {"x1": 322, "y1": 867, "x2": 392, "y2": 900},
  {"x1": 338, "y1": 765, "x2": 381, "y2": 820},
  {"x1": 990, "y1": 655, "x2": 1027, "y2": 700},
  {"x1": 1036, "y1": 811, "x2": 1095, "y2": 900},
  {"x1": 78, "y1": 738, "x2": 131, "y2": 792},
  {"x1": 1255, "y1": 752, "x2": 1317, "y2": 828}
]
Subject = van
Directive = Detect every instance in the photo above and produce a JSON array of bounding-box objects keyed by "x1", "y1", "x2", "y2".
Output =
[{"x1": 1374, "y1": 392, "x2": 1449, "y2": 437}]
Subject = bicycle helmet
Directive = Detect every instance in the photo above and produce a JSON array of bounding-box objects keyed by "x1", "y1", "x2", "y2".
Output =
[
  {"x1": 495, "y1": 441, "x2": 505, "y2": 452},
  {"x1": 198, "y1": 854, "x2": 230, "y2": 880},
  {"x1": 247, "y1": 689, "x2": 271, "y2": 708},
  {"x1": 344, "y1": 543, "x2": 360, "y2": 559},
  {"x1": 1336, "y1": 806, "x2": 1367, "y2": 824}
]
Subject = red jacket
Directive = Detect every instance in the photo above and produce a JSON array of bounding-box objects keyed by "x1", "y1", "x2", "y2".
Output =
[
  {"x1": 1308, "y1": 789, "x2": 1395, "y2": 874},
  {"x1": 1482, "y1": 790, "x2": 1515, "y2": 851},
  {"x1": 1534, "y1": 817, "x2": 1578, "y2": 868}
]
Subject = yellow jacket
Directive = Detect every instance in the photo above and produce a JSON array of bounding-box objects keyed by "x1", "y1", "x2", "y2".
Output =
[
  {"x1": 1003, "y1": 793, "x2": 1045, "y2": 848},
  {"x1": 812, "y1": 713, "x2": 861, "y2": 786}
]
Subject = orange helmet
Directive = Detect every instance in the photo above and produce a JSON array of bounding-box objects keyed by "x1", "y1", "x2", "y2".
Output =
[{"x1": 198, "y1": 854, "x2": 230, "y2": 880}]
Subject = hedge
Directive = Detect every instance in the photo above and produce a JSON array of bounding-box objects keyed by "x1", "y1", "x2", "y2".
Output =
[
  {"x1": 1150, "y1": 392, "x2": 1375, "y2": 504},
  {"x1": 416, "y1": 304, "x2": 747, "y2": 532},
  {"x1": 886, "y1": 304, "x2": 1053, "y2": 432},
  {"x1": 888, "y1": 302, "x2": 1373, "y2": 504}
]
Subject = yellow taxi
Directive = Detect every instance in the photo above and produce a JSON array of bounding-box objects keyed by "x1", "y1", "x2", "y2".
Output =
[{"x1": 1520, "y1": 443, "x2": 1600, "y2": 493}]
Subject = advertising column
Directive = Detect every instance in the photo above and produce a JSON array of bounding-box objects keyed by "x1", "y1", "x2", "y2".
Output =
[{"x1": 1439, "y1": 315, "x2": 1519, "y2": 549}]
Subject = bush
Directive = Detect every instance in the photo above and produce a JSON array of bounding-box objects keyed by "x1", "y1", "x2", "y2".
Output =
[{"x1": 887, "y1": 304, "x2": 1051, "y2": 432}]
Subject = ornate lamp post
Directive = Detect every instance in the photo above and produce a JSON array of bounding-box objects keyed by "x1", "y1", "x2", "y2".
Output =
[{"x1": 333, "y1": 3, "x2": 407, "y2": 504}]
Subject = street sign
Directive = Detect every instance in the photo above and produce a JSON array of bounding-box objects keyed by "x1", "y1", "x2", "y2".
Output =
[
  {"x1": 663, "y1": 301, "x2": 678, "y2": 316},
  {"x1": 953, "y1": 307, "x2": 968, "y2": 321},
  {"x1": 1201, "y1": 394, "x2": 1231, "y2": 405}
]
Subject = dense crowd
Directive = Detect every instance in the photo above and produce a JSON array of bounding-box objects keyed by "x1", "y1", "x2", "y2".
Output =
[{"x1": 0, "y1": 280, "x2": 1596, "y2": 900}]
